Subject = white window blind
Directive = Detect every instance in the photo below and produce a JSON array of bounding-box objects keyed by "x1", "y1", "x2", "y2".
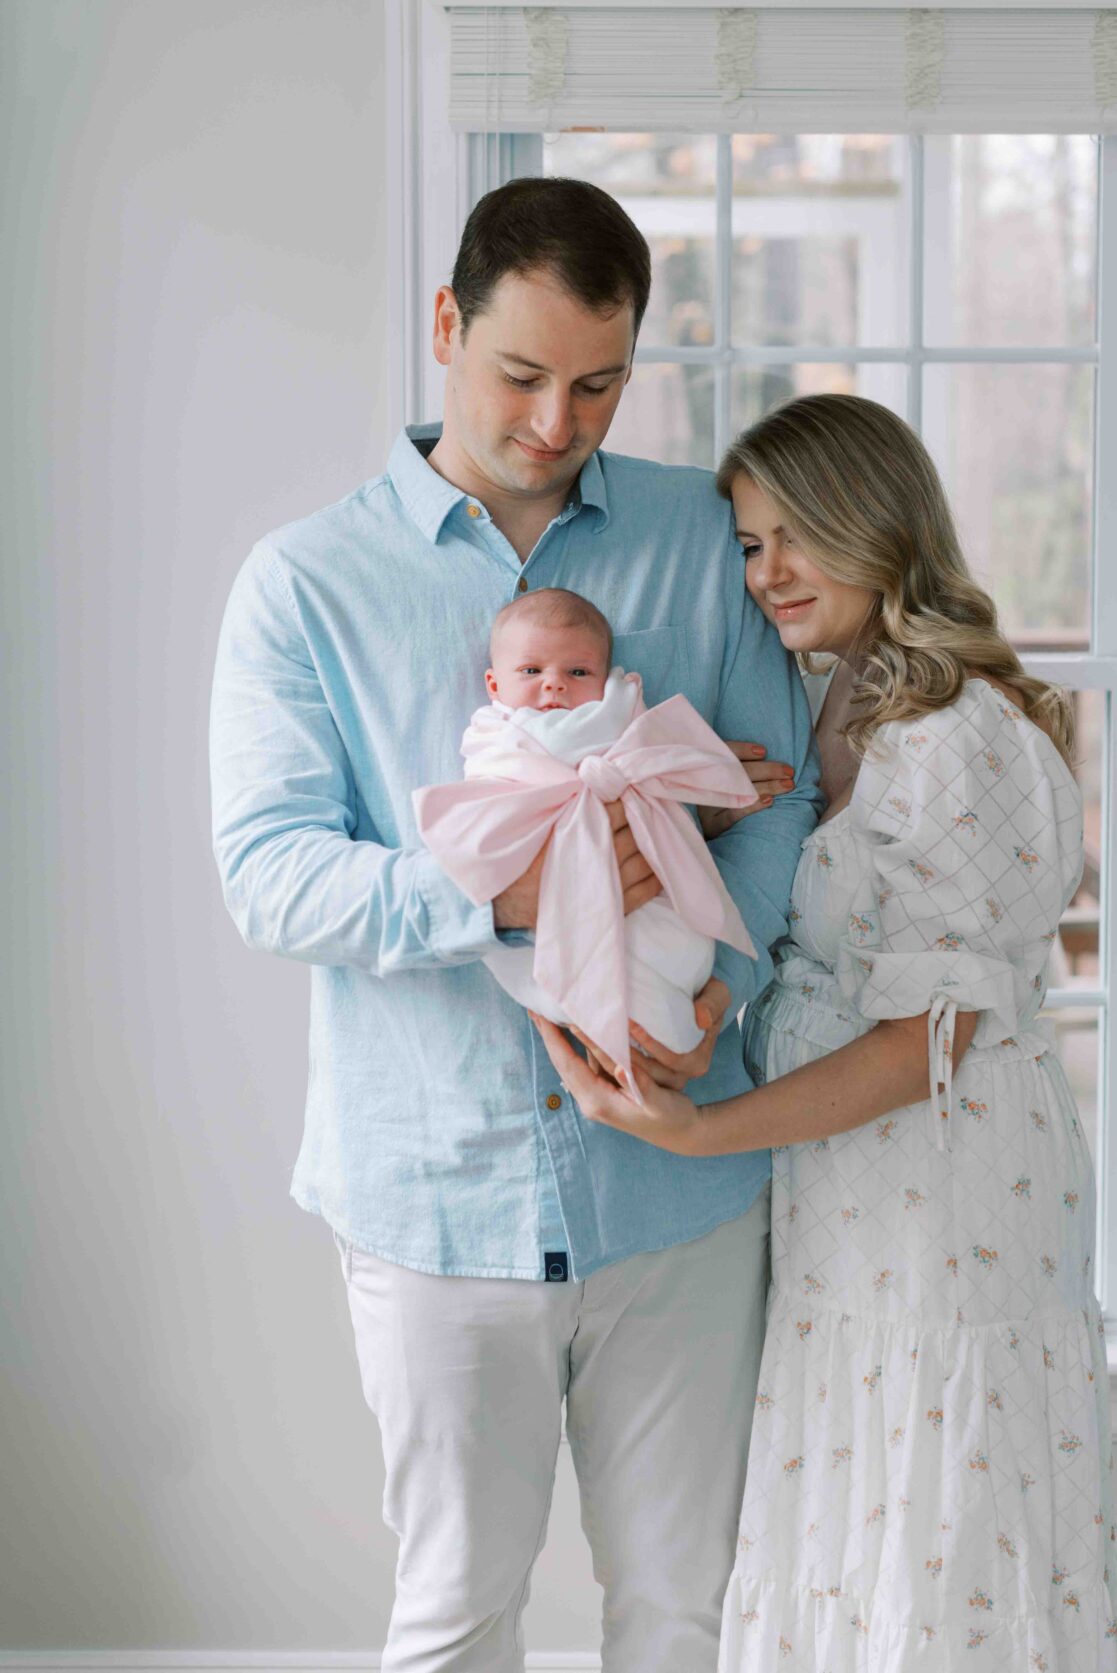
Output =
[{"x1": 446, "y1": 7, "x2": 1117, "y2": 133}]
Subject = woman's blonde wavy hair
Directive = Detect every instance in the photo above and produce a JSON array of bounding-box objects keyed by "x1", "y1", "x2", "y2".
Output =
[{"x1": 716, "y1": 393, "x2": 1075, "y2": 764}]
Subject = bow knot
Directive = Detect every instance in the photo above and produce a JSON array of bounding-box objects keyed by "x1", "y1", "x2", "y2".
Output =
[{"x1": 578, "y1": 754, "x2": 629, "y2": 803}]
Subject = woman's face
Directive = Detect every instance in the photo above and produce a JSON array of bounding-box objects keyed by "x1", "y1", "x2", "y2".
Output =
[{"x1": 732, "y1": 475, "x2": 876, "y2": 660}]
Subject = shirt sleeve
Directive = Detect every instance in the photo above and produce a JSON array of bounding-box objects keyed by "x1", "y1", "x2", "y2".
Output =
[
  {"x1": 209, "y1": 546, "x2": 502, "y2": 974},
  {"x1": 835, "y1": 691, "x2": 1082, "y2": 1122},
  {"x1": 707, "y1": 521, "x2": 825, "y2": 1016}
]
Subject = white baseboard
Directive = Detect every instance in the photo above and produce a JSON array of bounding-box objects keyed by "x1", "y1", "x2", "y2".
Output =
[{"x1": 0, "y1": 1658, "x2": 601, "y2": 1672}]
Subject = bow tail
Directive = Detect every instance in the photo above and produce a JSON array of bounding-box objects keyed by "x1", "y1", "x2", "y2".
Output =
[
  {"x1": 532, "y1": 796, "x2": 639, "y2": 1100},
  {"x1": 624, "y1": 796, "x2": 756, "y2": 958}
]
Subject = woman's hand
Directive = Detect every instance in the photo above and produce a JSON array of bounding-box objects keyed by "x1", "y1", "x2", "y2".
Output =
[
  {"x1": 699, "y1": 742, "x2": 795, "y2": 838},
  {"x1": 530, "y1": 1014, "x2": 708, "y2": 1156}
]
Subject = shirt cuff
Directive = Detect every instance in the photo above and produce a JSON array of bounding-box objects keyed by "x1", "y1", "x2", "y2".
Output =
[{"x1": 413, "y1": 850, "x2": 503, "y2": 964}]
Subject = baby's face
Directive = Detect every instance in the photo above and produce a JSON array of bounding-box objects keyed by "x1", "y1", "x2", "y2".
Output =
[{"x1": 485, "y1": 622, "x2": 609, "y2": 711}]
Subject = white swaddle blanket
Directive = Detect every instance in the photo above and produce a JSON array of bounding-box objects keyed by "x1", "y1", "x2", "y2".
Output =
[{"x1": 478, "y1": 670, "x2": 722, "y2": 1054}]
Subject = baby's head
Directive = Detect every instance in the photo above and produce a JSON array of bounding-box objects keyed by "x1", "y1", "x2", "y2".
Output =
[{"x1": 485, "y1": 588, "x2": 613, "y2": 712}]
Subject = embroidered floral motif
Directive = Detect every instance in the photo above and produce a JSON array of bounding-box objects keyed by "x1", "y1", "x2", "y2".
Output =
[
  {"x1": 888, "y1": 1425, "x2": 906, "y2": 1447},
  {"x1": 1043, "y1": 1345, "x2": 1055, "y2": 1369},
  {"x1": 796, "y1": 1320, "x2": 812, "y2": 1341},
  {"x1": 967, "y1": 1628, "x2": 990, "y2": 1648},
  {"x1": 863, "y1": 1363, "x2": 883, "y2": 1394},
  {"x1": 985, "y1": 896, "x2": 1003, "y2": 922},
  {"x1": 1058, "y1": 1431, "x2": 1083, "y2": 1457},
  {"x1": 971, "y1": 1245, "x2": 999, "y2": 1268},
  {"x1": 876, "y1": 1119, "x2": 897, "y2": 1143},
  {"x1": 961, "y1": 1097, "x2": 990, "y2": 1122},
  {"x1": 1052, "y1": 1564, "x2": 1068, "y2": 1586},
  {"x1": 987, "y1": 1389, "x2": 1003, "y2": 1411},
  {"x1": 1040, "y1": 1254, "x2": 1057, "y2": 1278},
  {"x1": 998, "y1": 1533, "x2": 1019, "y2": 1557},
  {"x1": 740, "y1": 1608, "x2": 759, "y2": 1625},
  {"x1": 848, "y1": 911, "x2": 874, "y2": 942},
  {"x1": 872, "y1": 1269, "x2": 894, "y2": 1292},
  {"x1": 1010, "y1": 1176, "x2": 1031, "y2": 1199},
  {"x1": 983, "y1": 748, "x2": 1005, "y2": 777},
  {"x1": 904, "y1": 1187, "x2": 927, "y2": 1210},
  {"x1": 816, "y1": 843, "x2": 834, "y2": 870},
  {"x1": 1020, "y1": 1474, "x2": 1035, "y2": 1493},
  {"x1": 969, "y1": 1589, "x2": 993, "y2": 1611},
  {"x1": 953, "y1": 809, "x2": 979, "y2": 834},
  {"x1": 783, "y1": 1455, "x2": 805, "y2": 1474},
  {"x1": 927, "y1": 1408, "x2": 944, "y2": 1432},
  {"x1": 1064, "y1": 1190, "x2": 1080, "y2": 1213},
  {"x1": 755, "y1": 1391, "x2": 773, "y2": 1412},
  {"x1": 926, "y1": 1557, "x2": 943, "y2": 1578},
  {"x1": 1031, "y1": 1109, "x2": 1048, "y2": 1132},
  {"x1": 888, "y1": 795, "x2": 912, "y2": 818},
  {"x1": 935, "y1": 931, "x2": 965, "y2": 951},
  {"x1": 865, "y1": 1502, "x2": 886, "y2": 1527},
  {"x1": 946, "y1": 1255, "x2": 959, "y2": 1276},
  {"x1": 832, "y1": 1444, "x2": 853, "y2": 1467},
  {"x1": 802, "y1": 1273, "x2": 824, "y2": 1295},
  {"x1": 840, "y1": 1205, "x2": 861, "y2": 1225},
  {"x1": 969, "y1": 1450, "x2": 991, "y2": 1473},
  {"x1": 905, "y1": 729, "x2": 929, "y2": 751},
  {"x1": 909, "y1": 858, "x2": 935, "y2": 883},
  {"x1": 1014, "y1": 845, "x2": 1039, "y2": 870}
]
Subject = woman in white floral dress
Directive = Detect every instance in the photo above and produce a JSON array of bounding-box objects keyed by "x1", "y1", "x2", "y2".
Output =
[{"x1": 534, "y1": 395, "x2": 1115, "y2": 1669}]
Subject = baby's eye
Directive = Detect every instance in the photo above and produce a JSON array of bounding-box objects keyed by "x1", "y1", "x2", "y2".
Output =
[
  {"x1": 519, "y1": 665, "x2": 541, "y2": 676},
  {"x1": 570, "y1": 667, "x2": 590, "y2": 678}
]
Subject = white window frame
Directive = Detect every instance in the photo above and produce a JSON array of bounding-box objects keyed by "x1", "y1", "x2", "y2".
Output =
[{"x1": 386, "y1": 0, "x2": 1117, "y2": 1379}]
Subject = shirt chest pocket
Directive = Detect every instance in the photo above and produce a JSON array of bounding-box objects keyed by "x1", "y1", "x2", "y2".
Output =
[{"x1": 611, "y1": 626, "x2": 689, "y2": 709}]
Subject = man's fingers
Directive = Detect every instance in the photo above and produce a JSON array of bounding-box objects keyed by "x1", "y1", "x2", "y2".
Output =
[{"x1": 622, "y1": 875, "x2": 663, "y2": 916}]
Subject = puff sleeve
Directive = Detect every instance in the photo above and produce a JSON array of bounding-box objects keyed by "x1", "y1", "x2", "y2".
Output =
[{"x1": 836, "y1": 686, "x2": 1082, "y2": 1147}]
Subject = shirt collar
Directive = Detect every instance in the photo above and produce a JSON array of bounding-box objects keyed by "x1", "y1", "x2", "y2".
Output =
[{"x1": 389, "y1": 423, "x2": 612, "y2": 543}]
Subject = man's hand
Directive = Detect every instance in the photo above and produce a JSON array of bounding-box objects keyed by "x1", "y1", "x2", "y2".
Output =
[
  {"x1": 699, "y1": 742, "x2": 795, "y2": 839},
  {"x1": 570, "y1": 975, "x2": 732, "y2": 1092},
  {"x1": 492, "y1": 800, "x2": 661, "y2": 931}
]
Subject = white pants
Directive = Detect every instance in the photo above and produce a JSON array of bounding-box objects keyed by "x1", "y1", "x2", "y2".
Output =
[{"x1": 336, "y1": 1190, "x2": 770, "y2": 1673}]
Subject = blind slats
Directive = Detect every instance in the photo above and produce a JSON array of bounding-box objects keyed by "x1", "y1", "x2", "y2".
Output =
[{"x1": 447, "y1": 8, "x2": 1117, "y2": 133}]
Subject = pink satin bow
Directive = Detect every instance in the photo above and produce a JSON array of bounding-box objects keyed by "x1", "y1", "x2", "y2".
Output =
[{"x1": 413, "y1": 693, "x2": 758, "y2": 1091}]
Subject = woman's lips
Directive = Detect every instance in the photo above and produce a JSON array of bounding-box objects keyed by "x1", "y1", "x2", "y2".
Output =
[{"x1": 772, "y1": 597, "x2": 816, "y2": 620}]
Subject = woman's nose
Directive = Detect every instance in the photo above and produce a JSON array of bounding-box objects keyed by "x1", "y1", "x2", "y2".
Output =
[{"x1": 750, "y1": 545, "x2": 789, "y2": 591}]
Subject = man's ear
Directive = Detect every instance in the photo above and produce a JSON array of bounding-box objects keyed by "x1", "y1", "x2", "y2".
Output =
[
  {"x1": 433, "y1": 285, "x2": 461, "y2": 367},
  {"x1": 484, "y1": 668, "x2": 499, "y2": 697}
]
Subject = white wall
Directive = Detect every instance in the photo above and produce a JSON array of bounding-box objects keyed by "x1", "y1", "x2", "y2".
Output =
[{"x1": 1, "y1": 0, "x2": 598, "y2": 1654}]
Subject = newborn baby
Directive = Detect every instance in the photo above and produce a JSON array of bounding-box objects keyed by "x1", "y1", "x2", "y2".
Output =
[{"x1": 414, "y1": 589, "x2": 758, "y2": 1090}]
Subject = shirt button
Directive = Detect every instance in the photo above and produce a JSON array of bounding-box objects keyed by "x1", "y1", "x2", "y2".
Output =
[
  {"x1": 518, "y1": 576, "x2": 529, "y2": 593},
  {"x1": 545, "y1": 1093, "x2": 562, "y2": 1111},
  {"x1": 466, "y1": 503, "x2": 481, "y2": 518}
]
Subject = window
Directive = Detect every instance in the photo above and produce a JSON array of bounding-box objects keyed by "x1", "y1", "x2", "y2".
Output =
[{"x1": 386, "y1": 3, "x2": 1117, "y2": 1356}]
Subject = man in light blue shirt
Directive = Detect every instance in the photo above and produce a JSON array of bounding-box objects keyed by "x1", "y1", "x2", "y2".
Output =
[{"x1": 211, "y1": 178, "x2": 820, "y2": 1671}]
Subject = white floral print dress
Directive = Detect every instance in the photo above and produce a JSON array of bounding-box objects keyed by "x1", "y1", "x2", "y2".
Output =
[{"x1": 720, "y1": 680, "x2": 1116, "y2": 1670}]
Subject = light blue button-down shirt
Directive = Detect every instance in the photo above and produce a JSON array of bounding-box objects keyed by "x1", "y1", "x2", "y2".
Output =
[{"x1": 210, "y1": 425, "x2": 821, "y2": 1279}]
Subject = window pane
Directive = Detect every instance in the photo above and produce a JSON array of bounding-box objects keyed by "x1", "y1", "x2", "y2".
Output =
[
  {"x1": 923, "y1": 136, "x2": 1097, "y2": 348},
  {"x1": 607, "y1": 363, "x2": 714, "y2": 467},
  {"x1": 730, "y1": 363, "x2": 907, "y2": 433},
  {"x1": 543, "y1": 133, "x2": 716, "y2": 348},
  {"x1": 731, "y1": 135, "x2": 908, "y2": 347},
  {"x1": 922, "y1": 363, "x2": 1093, "y2": 642}
]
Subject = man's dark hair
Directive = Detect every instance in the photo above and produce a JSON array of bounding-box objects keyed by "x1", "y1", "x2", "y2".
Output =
[{"x1": 451, "y1": 177, "x2": 652, "y2": 344}]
